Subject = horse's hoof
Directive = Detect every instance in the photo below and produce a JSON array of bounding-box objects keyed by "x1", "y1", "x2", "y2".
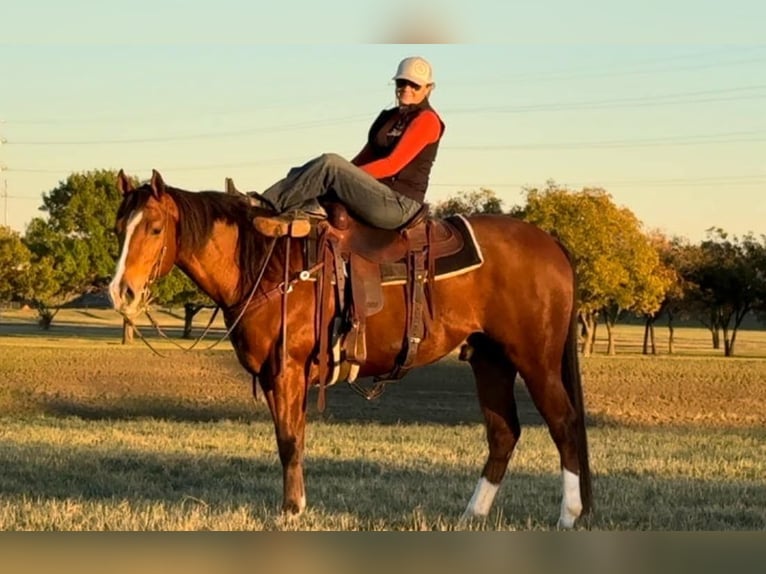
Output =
[{"x1": 282, "y1": 494, "x2": 306, "y2": 516}]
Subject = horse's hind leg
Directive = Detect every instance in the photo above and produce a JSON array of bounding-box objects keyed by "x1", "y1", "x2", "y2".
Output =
[
  {"x1": 460, "y1": 333, "x2": 521, "y2": 521},
  {"x1": 519, "y1": 363, "x2": 583, "y2": 528}
]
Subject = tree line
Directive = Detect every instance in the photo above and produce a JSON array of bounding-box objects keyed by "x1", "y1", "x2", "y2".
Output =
[
  {"x1": 1, "y1": 171, "x2": 764, "y2": 356},
  {"x1": 0, "y1": 170, "x2": 211, "y2": 340},
  {"x1": 433, "y1": 183, "x2": 766, "y2": 357}
]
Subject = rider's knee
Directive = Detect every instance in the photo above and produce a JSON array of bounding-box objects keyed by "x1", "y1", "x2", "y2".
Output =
[{"x1": 318, "y1": 152, "x2": 345, "y2": 167}]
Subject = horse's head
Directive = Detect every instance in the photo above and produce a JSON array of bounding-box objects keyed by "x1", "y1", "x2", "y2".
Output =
[{"x1": 109, "y1": 169, "x2": 179, "y2": 318}]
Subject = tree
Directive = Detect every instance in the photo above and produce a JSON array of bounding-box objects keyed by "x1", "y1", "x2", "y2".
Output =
[
  {"x1": 689, "y1": 229, "x2": 766, "y2": 356},
  {"x1": 520, "y1": 182, "x2": 672, "y2": 356},
  {"x1": 753, "y1": 237, "x2": 766, "y2": 328},
  {"x1": 639, "y1": 232, "x2": 690, "y2": 355},
  {"x1": 433, "y1": 188, "x2": 504, "y2": 218},
  {"x1": 643, "y1": 236, "x2": 703, "y2": 354},
  {"x1": 24, "y1": 170, "x2": 136, "y2": 324},
  {"x1": 0, "y1": 226, "x2": 33, "y2": 304}
]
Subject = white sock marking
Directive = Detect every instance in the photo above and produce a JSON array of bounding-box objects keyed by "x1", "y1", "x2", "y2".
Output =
[
  {"x1": 558, "y1": 468, "x2": 582, "y2": 529},
  {"x1": 462, "y1": 477, "x2": 500, "y2": 519},
  {"x1": 109, "y1": 210, "x2": 143, "y2": 309}
]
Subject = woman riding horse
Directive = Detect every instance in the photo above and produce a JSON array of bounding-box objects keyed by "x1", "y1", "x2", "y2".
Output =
[{"x1": 251, "y1": 56, "x2": 445, "y2": 237}]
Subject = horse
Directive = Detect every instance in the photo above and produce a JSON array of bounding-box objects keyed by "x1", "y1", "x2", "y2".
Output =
[{"x1": 108, "y1": 169, "x2": 592, "y2": 528}]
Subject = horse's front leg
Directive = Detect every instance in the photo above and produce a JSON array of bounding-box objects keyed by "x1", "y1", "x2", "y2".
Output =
[{"x1": 262, "y1": 359, "x2": 308, "y2": 515}]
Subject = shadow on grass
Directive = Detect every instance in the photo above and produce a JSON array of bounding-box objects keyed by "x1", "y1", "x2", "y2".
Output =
[
  {"x1": 32, "y1": 358, "x2": 596, "y2": 428},
  {"x1": 0, "y1": 442, "x2": 762, "y2": 529},
  {"x1": 37, "y1": 397, "x2": 274, "y2": 424},
  {"x1": 0, "y1": 321, "x2": 225, "y2": 342}
]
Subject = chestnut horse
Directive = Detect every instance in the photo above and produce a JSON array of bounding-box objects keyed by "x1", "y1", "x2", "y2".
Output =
[{"x1": 109, "y1": 169, "x2": 592, "y2": 528}]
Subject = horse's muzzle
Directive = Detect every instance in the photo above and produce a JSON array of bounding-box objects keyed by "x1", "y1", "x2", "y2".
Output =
[{"x1": 109, "y1": 278, "x2": 144, "y2": 318}]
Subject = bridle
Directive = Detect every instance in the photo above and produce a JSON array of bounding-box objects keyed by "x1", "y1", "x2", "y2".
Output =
[{"x1": 122, "y1": 199, "x2": 320, "y2": 362}]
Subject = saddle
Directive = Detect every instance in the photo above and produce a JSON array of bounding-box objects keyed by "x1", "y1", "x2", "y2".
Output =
[
  {"x1": 306, "y1": 201, "x2": 470, "y2": 408},
  {"x1": 225, "y1": 177, "x2": 481, "y2": 409}
]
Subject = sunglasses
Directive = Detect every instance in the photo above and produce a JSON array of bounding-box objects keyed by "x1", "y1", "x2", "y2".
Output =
[{"x1": 395, "y1": 79, "x2": 423, "y2": 91}]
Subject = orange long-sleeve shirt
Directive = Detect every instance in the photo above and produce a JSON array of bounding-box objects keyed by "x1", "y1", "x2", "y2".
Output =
[{"x1": 353, "y1": 110, "x2": 442, "y2": 180}]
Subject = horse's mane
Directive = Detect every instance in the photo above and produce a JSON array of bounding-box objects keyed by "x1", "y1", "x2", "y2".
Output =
[{"x1": 119, "y1": 184, "x2": 266, "y2": 299}]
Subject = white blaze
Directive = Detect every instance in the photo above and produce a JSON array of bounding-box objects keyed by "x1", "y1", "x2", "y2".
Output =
[
  {"x1": 558, "y1": 468, "x2": 582, "y2": 529},
  {"x1": 109, "y1": 210, "x2": 143, "y2": 309}
]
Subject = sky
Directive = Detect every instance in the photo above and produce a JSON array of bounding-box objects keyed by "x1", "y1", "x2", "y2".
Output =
[{"x1": 2, "y1": 1, "x2": 765, "y2": 243}]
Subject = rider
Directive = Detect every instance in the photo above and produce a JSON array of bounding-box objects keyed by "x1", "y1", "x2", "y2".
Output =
[{"x1": 252, "y1": 56, "x2": 445, "y2": 236}]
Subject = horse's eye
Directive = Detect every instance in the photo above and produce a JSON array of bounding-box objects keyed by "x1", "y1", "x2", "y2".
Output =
[{"x1": 151, "y1": 227, "x2": 162, "y2": 236}]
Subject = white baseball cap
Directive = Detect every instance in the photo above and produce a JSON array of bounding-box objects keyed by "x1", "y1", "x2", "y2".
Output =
[{"x1": 393, "y1": 56, "x2": 434, "y2": 86}]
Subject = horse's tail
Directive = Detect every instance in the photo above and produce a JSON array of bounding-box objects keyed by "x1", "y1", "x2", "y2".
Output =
[{"x1": 558, "y1": 240, "x2": 593, "y2": 517}]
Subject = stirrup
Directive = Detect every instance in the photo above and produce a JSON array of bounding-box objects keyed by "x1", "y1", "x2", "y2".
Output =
[{"x1": 253, "y1": 214, "x2": 311, "y2": 238}]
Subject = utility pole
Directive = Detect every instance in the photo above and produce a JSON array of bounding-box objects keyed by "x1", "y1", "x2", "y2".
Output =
[
  {"x1": 0, "y1": 123, "x2": 6, "y2": 226},
  {"x1": 1, "y1": 177, "x2": 7, "y2": 227},
  {"x1": 0, "y1": 179, "x2": 8, "y2": 227}
]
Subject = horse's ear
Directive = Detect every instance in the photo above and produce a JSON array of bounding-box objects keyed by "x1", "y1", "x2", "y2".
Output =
[
  {"x1": 225, "y1": 177, "x2": 240, "y2": 195},
  {"x1": 117, "y1": 169, "x2": 133, "y2": 195},
  {"x1": 150, "y1": 169, "x2": 166, "y2": 199}
]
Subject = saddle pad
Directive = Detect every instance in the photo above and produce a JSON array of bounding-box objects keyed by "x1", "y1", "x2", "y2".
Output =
[{"x1": 379, "y1": 215, "x2": 484, "y2": 285}]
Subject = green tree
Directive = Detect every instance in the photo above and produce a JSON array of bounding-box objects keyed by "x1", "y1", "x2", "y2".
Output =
[
  {"x1": 690, "y1": 229, "x2": 766, "y2": 356},
  {"x1": 0, "y1": 227, "x2": 62, "y2": 327},
  {"x1": 26, "y1": 169, "x2": 127, "y2": 288},
  {"x1": 25, "y1": 257, "x2": 62, "y2": 328},
  {"x1": 23, "y1": 170, "x2": 135, "y2": 324},
  {"x1": 433, "y1": 188, "x2": 504, "y2": 218},
  {"x1": 520, "y1": 182, "x2": 672, "y2": 355},
  {"x1": 753, "y1": 238, "x2": 766, "y2": 327},
  {"x1": 0, "y1": 226, "x2": 33, "y2": 304}
]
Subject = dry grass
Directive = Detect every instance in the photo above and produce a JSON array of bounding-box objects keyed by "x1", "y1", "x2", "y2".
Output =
[{"x1": 0, "y1": 307, "x2": 764, "y2": 530}]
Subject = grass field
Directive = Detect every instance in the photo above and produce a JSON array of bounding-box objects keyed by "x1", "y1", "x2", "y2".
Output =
[{"x1": 0, "y1": 307, "x2": 764, "y2": 530}]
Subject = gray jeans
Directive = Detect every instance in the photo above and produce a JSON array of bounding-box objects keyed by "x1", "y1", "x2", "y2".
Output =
[{"x1": 261, "y1": 153, "x2": 422, "y2": 229}]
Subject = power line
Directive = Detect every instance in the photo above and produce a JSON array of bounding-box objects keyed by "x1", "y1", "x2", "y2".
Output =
[
  {"x1": 7, "y1": 85, "x2": 766, "y2": 146},
  {"x1": 5, "y1": 173, "x2": 765, "y2": 194},
  {"x1": 8, "y1": 114, "x2": 371, "y2": 146},
  {"x1": 430, "y1": 174, "x2": 766, "y2": 189},
  {"x1": 7, "y1": 155, "x2": 304, "y2": 174},
  {"x1": 5, "y1": 47, "x2": 765, "y2": 126},
  {"x1": 448, "y1": 84, "x2": 766, "y2": 115},
  {"x1": 444, "y1": 129, "x2": 766, "y2": 151},
  {"x1": 464, "y1": 54, "x2": 766, "y2": 88},
  {"x1": 7, "y1": 126, "x2": 766, "y2": 175}
]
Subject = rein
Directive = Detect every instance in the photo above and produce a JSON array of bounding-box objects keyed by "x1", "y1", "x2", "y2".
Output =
[
  {"x1": 129, "y1": 237, "x2": 278, "y2": 358},
  {"x1": 129, "y1": 230, "x2": 322, "y2": 359}
]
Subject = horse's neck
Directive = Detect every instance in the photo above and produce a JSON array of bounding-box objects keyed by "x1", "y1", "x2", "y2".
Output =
[{"x1": 176, "y1": 222, "x2": 245, "y2": 308}]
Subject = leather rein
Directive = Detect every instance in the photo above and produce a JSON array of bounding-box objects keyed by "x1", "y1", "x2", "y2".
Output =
[{"x1": 123, "y1": 208, "x2": 320, "y2": 360}]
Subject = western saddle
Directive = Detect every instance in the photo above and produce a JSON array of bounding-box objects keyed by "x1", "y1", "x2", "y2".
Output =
[{"x1": 226, "y1": 178, "x2": 466, "y2": 409}]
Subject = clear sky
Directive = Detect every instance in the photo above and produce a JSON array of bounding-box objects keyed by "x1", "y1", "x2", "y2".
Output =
[{"x1": 2, "y1": 1, "x2": 764, "y2": 242}]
